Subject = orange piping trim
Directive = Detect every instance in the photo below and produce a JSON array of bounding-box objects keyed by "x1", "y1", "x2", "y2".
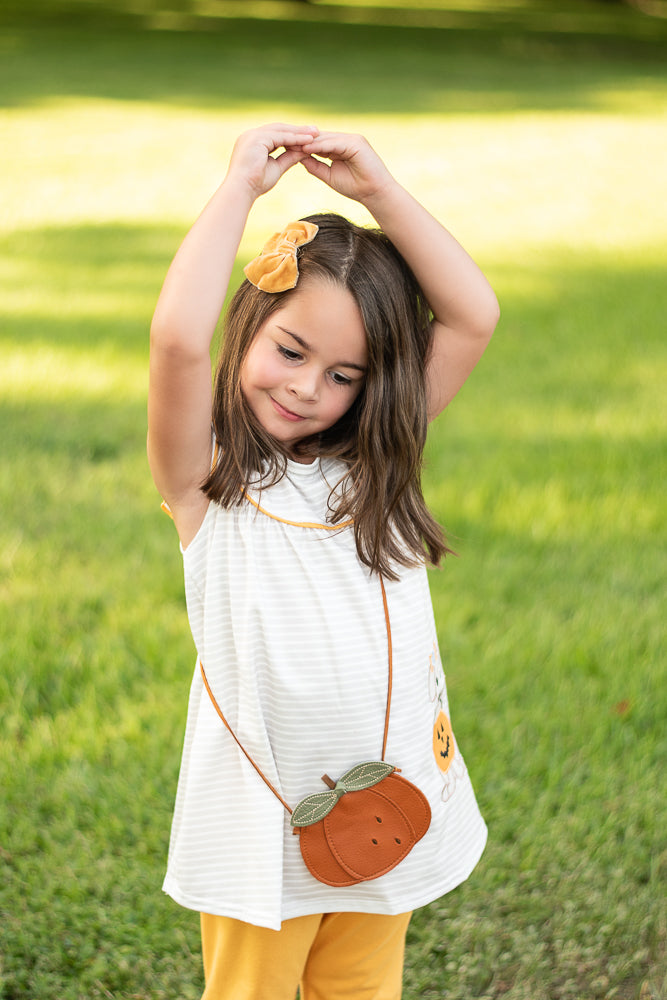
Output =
[{"x1": 244, "y1": 492, "x2": 353, "y2": 531}]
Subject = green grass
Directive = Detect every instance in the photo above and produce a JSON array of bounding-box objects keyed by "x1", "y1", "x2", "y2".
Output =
[{"x1": 1, "y1": 3, "x2": 666, "y2": 998}]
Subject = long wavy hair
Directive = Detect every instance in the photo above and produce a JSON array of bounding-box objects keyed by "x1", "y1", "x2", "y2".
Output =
[{"x1": 203, "y1": 212, "x2": 451, "y2": 579}]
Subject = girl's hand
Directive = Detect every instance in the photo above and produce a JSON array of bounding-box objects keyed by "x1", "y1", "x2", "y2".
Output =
[
  {"x1": 226, "y1": 122, "x2": 320, "y2": 200},
  {"x1": 302, "y1": 129, "x2": 499, "y2": 420},
  {"x1": 299, "y1": 131, "x2": 396, "y2": 206}
]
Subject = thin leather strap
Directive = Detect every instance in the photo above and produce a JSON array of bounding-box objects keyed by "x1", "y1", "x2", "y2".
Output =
[
  {"x1": 200, "y1": 576, "x2": 393, "y2": 815},
  {"x1": 200, "y1": 661, "x2": 294, "y2": 814},
  {"x1": 379, "y1": 576, "x2": 392, "y2": 760}
]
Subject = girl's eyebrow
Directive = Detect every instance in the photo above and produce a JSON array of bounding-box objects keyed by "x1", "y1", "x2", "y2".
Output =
[{"x1": 279, "y1": 328, "x2": 367, "y2": 373}]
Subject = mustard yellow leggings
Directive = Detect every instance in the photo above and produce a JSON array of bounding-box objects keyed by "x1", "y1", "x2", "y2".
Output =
[{"x1": 200, "y1": 910, "x2": 413, "y2": 1000}]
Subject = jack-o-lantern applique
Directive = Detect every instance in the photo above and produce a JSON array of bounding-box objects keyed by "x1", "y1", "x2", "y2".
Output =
[
  {"x1": 427, "y1": 645, "x2": 468, "y2": 802},
  {"x1": 433, "y1": 710, "x2": 455, "y2": 774},
  {"x1": 431, "y1": 708, "x2": 467, "y2": 801}
]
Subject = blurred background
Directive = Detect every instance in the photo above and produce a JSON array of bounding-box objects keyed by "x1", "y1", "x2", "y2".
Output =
[{"x1": 0, "y1": 2, "x2": 665, "y2": 998}]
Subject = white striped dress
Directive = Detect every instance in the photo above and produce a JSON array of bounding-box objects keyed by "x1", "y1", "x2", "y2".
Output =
[{"x1": 162, "y1": 456, "x2": 487, "y2": 930}]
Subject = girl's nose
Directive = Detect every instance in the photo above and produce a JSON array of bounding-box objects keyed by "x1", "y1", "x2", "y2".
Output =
[{"x1": 288, "y1": 368, "x2": 319, "y2": 401}]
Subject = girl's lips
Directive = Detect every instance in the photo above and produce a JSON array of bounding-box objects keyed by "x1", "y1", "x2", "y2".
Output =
[{"x1": 270, "y1": 396, "x2": 305, "y2": 422}]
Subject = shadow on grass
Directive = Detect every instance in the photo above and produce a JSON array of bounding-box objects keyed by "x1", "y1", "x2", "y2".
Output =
[
  {"x1": 3, "y1": 219, "x2": 665, "y2": 359},
  {"x1": 0, "y1": 7, "x2": 666, "y2": 115},
  {"x1": 0, "y1": 224, "x2": 183, "y2": 356}
]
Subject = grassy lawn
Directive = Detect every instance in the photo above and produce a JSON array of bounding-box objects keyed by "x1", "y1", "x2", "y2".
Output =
[{"x1": 1, "y1": 2, "x2": 665, "y2": 998}]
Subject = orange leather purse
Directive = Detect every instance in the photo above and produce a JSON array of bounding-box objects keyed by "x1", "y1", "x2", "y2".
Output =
[{"x1": 200, "y1": 578, "x2": 431, "y2": 887}]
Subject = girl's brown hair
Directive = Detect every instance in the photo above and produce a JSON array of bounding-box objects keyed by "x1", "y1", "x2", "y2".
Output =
[{"x1": 203, "y1": 213, "x2": 451, "y2": 579}]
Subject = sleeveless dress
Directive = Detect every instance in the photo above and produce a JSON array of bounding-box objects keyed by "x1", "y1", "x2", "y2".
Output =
[{"x1": 162, "y1": 456, "x2": 487, "y2": 930}]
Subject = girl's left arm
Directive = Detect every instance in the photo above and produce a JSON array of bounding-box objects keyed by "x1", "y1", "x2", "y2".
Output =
[{"x1": 300, "y1": 132, "x2": 500, "y2": 419}]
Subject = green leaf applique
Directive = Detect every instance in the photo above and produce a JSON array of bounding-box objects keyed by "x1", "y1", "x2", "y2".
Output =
[
  {"x1": 290, "y1": 762, "x2": 396, "y2": 827},
  {"x1": 291, "y1": 790, "x2": 340, "y2": 827},
  {"x1": 337, "y1": 761, "x2": 395, "y2": 792}
]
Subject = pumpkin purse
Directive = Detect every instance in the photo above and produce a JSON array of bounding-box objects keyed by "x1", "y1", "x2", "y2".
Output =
[{"x1": 200, "y1": 578, "x2": 431, "y2": 887}]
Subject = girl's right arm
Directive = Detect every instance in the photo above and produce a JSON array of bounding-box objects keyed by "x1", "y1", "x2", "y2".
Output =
[{"x1": 147, "y1": 123, "x2": 318, "y2": 546}]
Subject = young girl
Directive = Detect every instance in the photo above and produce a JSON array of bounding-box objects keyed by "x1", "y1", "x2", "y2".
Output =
[{"x1": 148, "y1": 123, "x2": 499, "y2": 1000}]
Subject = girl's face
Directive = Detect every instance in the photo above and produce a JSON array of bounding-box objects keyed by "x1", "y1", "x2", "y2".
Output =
[{"x1": 240, "y1": 279, "x2": 367, "y2": 460}]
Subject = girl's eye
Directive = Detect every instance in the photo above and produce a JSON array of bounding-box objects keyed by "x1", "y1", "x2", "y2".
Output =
[
  {"x1": 329, "y1": 371, "x2": 352, "y2": 386},
  {"x1": 278, "y1": 345, "x2": 302, "y2": 362}
]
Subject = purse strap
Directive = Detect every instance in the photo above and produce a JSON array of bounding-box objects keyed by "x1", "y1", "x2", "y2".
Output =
[{"x1": 200, "y1": 576, "x2": 393, "y2": 817}]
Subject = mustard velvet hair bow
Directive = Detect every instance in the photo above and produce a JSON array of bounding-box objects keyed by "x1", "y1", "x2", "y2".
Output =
[{"x1": 243, "y1": 220, "x2": 319, "y2": 293}]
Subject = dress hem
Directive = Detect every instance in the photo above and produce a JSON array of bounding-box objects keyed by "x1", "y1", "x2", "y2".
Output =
[{"x1": 162, "y1": 822, "x2": 487, "y2": 932}]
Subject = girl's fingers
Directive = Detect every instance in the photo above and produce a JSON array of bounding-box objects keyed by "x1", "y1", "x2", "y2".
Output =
[
  {"x1": 272, "y1": 146, "x2": 309, "y2": 175},
  {"x1": 299, "y1": 155, "x2": 330, "y2": 182},
  {"x1": 301, "y1": 131, "x2": 365, "y2": 159},
  {"x1": 261, "y1": 121, "x2": 319, "y2": 134},
  {"x1": 230, "y1": 124, "x2": 320, "y2": 193},
  {"x1": 233, "y1": 125, "x2": 319, "y2": 165},
  {"x1": 257, "y1": 123, "x2": 320, "y2": 153}
]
